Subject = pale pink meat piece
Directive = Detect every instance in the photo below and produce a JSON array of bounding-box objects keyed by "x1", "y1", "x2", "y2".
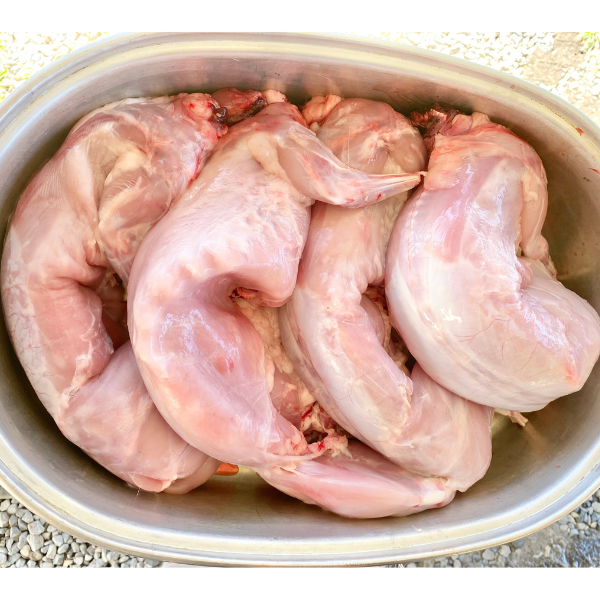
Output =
[
  {"x1": 1, "y1": 93, "x2": 227, "y2": 492},
  {"x1": 386, "y1": 109, "x2": 600, "y2": 412},
  {"x1": 128, "y1": 93, "x2": 423, "y2": 469},
  {"x1": 279, "y1": 98, "x2": 492, "y2": 491},
  {"x1": 256, "y1": 440, "x2": 455, "y2": 519}
]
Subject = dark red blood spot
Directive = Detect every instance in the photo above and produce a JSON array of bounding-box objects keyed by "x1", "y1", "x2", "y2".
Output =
[
  {"x1": 576, "y1": 128, "x2": 584, "y2": 135},
  {"x1": 510, "y1": 84, "x2": 516, "y2": 90},
  {"x1": 318, "y1": 441, "x2": 325, "y2": 451},
  {"x1": 592, "y1": 169, "x2": 600, "y2": 174},
  {"x1": 301, "y1": 407, "x2": 313, "y2": 420},
  {"x1": 190, "y1": 103, "x2": 195, "y2": 108}
]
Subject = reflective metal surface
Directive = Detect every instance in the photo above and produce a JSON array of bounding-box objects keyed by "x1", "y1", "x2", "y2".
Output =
[{"x1": 1, "y1": 33, "x2": 600, "y2": 567}]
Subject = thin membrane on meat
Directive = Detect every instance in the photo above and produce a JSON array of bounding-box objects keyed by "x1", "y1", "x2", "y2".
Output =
[
  {"x1": 1, "y1": 93, "x2": 228, "y2": 492},
  {"x1": 279, "y1": 98, "x2": 492, "y2": 492},
  {"x1": 385, "y1": 108, "x2": 600, "y2": 411},
  {"x1": 128, "y1": 92, "x2": 423, "y2": 469}
]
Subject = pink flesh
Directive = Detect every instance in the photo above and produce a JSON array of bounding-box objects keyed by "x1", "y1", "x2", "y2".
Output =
[
  {"x1": 386, "y1": 112, "x2": 600, "y2": 411},
  {"x1": 256, "y1": 440, "x2": 456, "y2": 519},
  {"x1": 1, "y1": 93, "x2": 226, "y2": 492},
  {"x1": 128, "y1": 98, "x2": 423, "y2": 469},
  {"x1": 279, "y1": 100, "x2": 425, "y2": 442}
]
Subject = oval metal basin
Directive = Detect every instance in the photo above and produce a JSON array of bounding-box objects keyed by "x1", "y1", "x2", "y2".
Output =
[{"x1": 1, "y1": 33, "x2": 600, "y2": 566}]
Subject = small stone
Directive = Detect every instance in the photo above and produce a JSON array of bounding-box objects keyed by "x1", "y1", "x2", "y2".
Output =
[
  {"x1": 52, "y1": 534, "x2": 63, "y2": 546},
  {"x1": 592, "y1": 502, "x2": 600, "y2": 514},
  {"x1": 17, "y1": 518, "x2": 27, "y2": 531},
  {"x1": 15, "y1": 557, "x2": 26, "y2": 568},
  {"x1": 107, "y1": 551, "x2": 120, "y2": 564},
  {"x1": 46, "y1": 544, "x2": 57, "y2": 560},
  {"x1": 512, "y1": 538, "x2": 526, "y2": 548},
  {"x1": 9, "y1": 526, "x2": 20, "y2": 538},
  {"x1": 20, "y1": 544, "x2": 30, "y2": 558},
  {"x1": 7, "y1": 504, "x2": 17, "y2": 515},
  {"x1": 15, "y1": 508, "x2": 25, "y2": 518},
  {"x1": 40, "y1": 561, "x2": 54, "y2": 568},
  {"x1": 63, "y1": 559, "x2": 73, "y2": 567},
  {"x1": 67, "y1": 550, "x2": 74, "y2": 559},
  {"x1": 28, "y1": 521, "x2": 45, "y2": 536},
  {"x1": 94, "y1": 557, "x2": 106, "y2": 567},
  {"x1": 560, "y1": 524, "x2": 569, "y2": 533},
  {"x1": 453, "y1": 559, "x2": 461, "y2": 568},
  {"x1": 499, "y1": 545, "x2": 511, "y2": 557},
  {"x1": 27, "y1": 559, "x2": 36, "y2": 568},
  {"x1": 8, "y1": 515, "x2": 17, "y2": 527},
  {"x1": 21, "y1": 511, "x2": 33, "y2": 524},
  {"x1": 27, "y1": 534, "x2": 44, "y2": 552},
  {"x1": 118, "y1": 555, "x2": 129, "y2": 563},
  {"x1": 0, "y1": 512, "x2": 8, "y2": 528},
  {"x1": 42, "y1": 532, "x2": 51, "y2": 541},
  {"x1": 482, "y1": 548, "x2": 496, "y2": 561},
  {"x1": 120, "y1": 562, "x2": 130, "y2": 568},
  {"x1": 0, "y1": 554, "x2": 6, "y2": 566},
  {"x1": 144, "y1": 558, "x2": 160, "y2": 567},
  {"x1": 58, "y1": 543, "x2": 69, "y2": 555},
  {"x1": 30, "y1": 551, "x2": 43, "y2": 561},
  {"x1": 17, "y1": 532, "x2": 28, "y2": 550},
  {"x1": 71, "y1": 542, "x2": 79, "y2": 553},
  {"x1": 84, "y1": 554, "x2": 92, "y2": 562},
  {"x1": 0, "y1": 500, "x2": 11, "y2": 512},
  {"x1": 577, "y1": 522, "x2": 588, "y2": 530},
  {"x1": 53, "y1": 554, "x2": 64, "y2": 566},
  {"x1": 74, "y1": 555, "x2": 84, "y2": 566},
  {"x1": 47, "y1": 525, "x2": 56, "y2": 533}
]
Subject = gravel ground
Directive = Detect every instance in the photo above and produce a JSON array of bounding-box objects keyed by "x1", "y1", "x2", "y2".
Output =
[{"x1": 1, "y1": 32, "x2": 600, "y2": 569}]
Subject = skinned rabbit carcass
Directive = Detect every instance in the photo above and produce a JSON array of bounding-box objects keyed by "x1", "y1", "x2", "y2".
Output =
[
  {"x1": 385, "y1": 107, "x2": 600, "y2": 412},
  {"x1": 1, "y1": 93, "x2": 232, "y2": 493},
  {"x1": 128, "y1": 92, "x2": 423, "y2": 470}
]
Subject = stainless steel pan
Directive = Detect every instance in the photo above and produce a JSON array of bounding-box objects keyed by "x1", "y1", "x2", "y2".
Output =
[{"x1": 1, "y1": 33, "x2": 600, "y2": 566}]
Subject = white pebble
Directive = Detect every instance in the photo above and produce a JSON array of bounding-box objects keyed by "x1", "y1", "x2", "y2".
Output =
[
  {"x1": 482, "y1": 548, "x2": 496, "y2": 561},
  {"x1": 27, "y1": 534, "x2": 44, "y2": 552}
]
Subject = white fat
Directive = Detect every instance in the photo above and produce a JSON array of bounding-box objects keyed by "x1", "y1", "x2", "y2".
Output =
[{"x1": 233, "y1": 296, "x2": 316, "y2": 407}]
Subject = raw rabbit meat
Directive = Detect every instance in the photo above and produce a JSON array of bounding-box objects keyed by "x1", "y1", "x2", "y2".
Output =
[
  {"x1": 280, "y1": 97, "x2": 492, "y2": 491},
  {"x1": 1, "y1": 93, "x2": 228, "y2": 492},
  {"x1": 386, "y1": 107, "x2": 600, "y2": 412},
  {"x1": 128, "y1": 92, "x2": 423, "y2": 469},
  {"x1": 256, "y1": 440, "x2": 455, "y2": 519}
]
